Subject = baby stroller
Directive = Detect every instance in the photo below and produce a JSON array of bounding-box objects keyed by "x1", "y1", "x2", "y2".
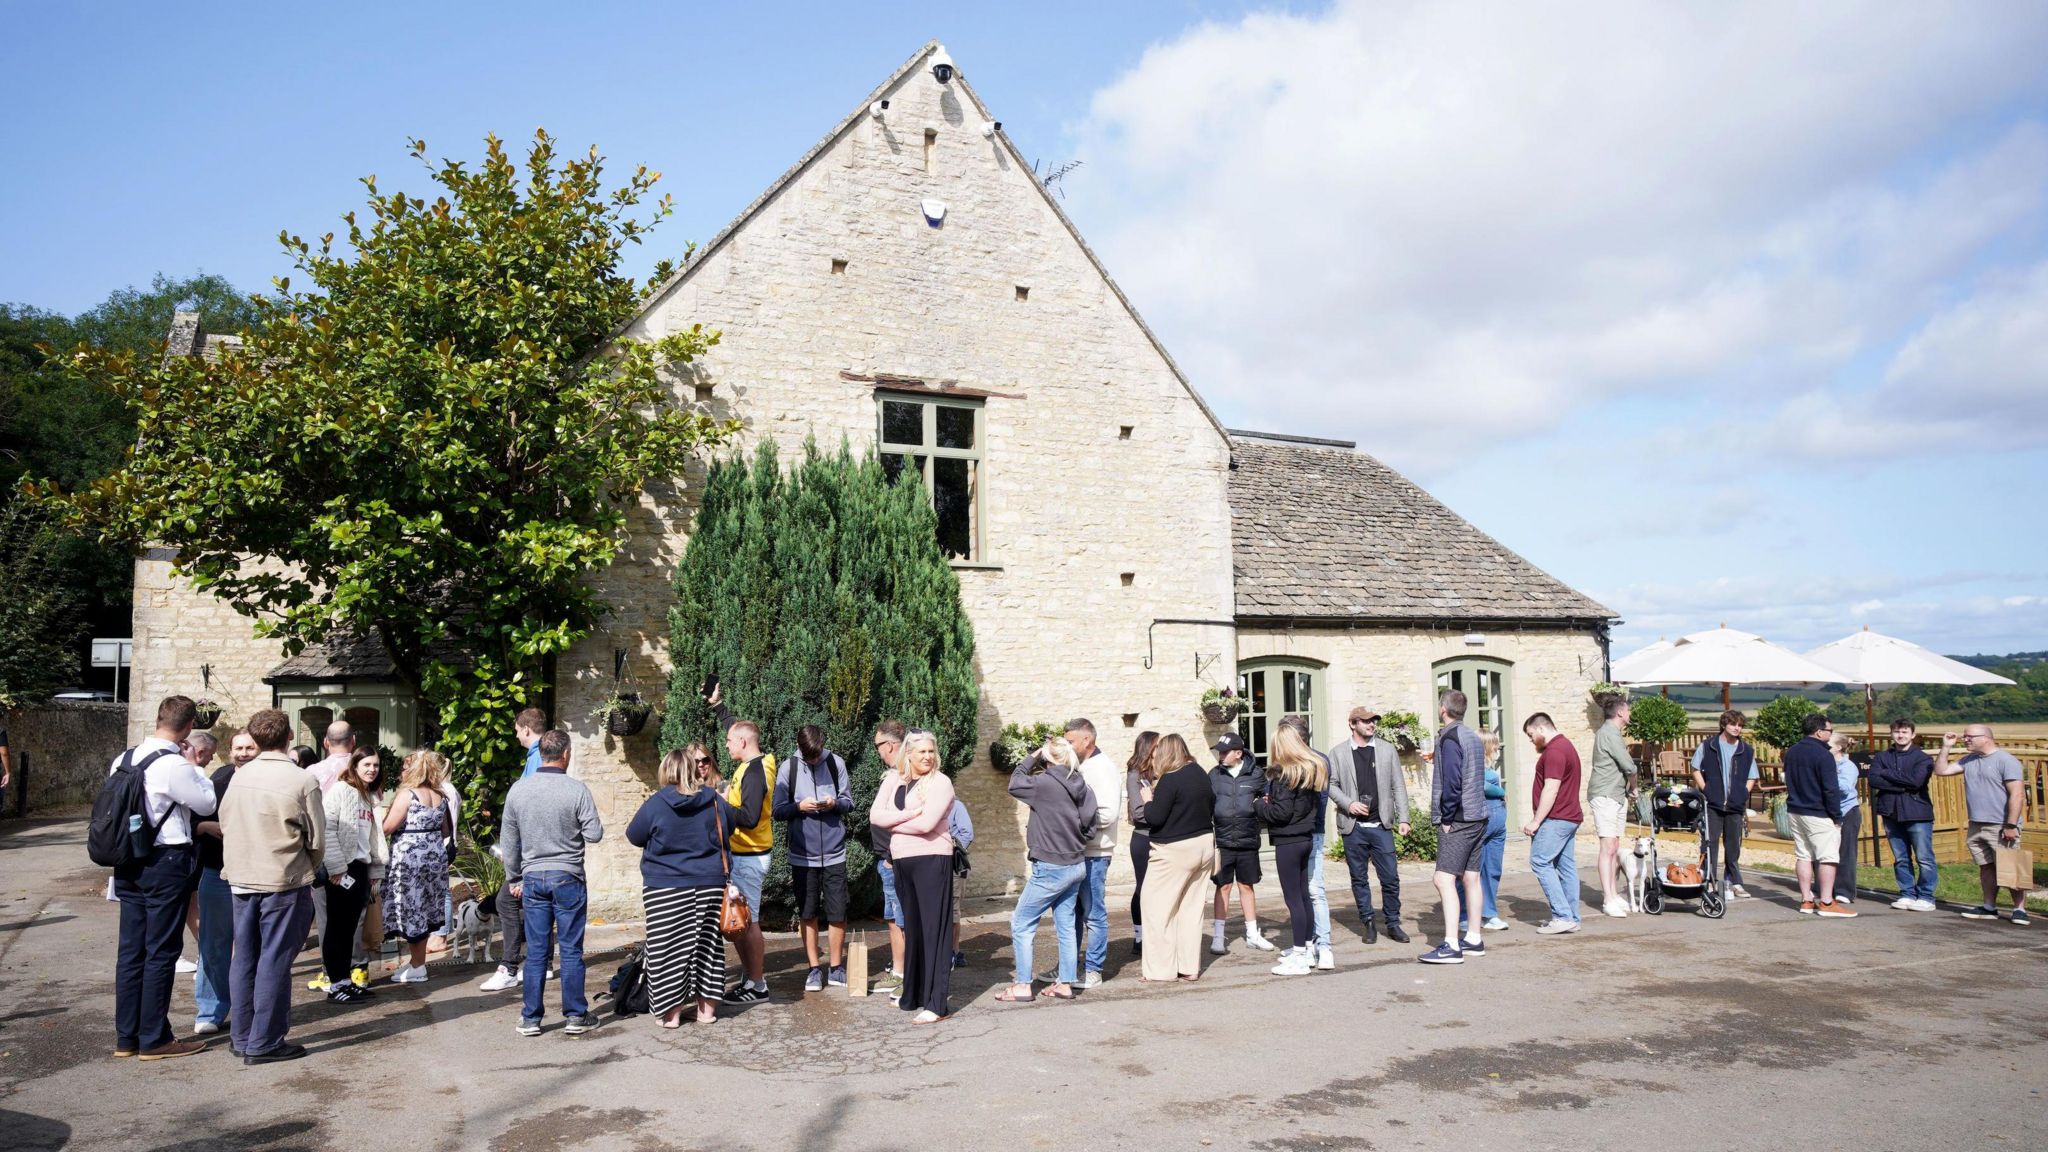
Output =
[{"x1": 1642, "y1": 785, "x2": 1725, "y2": 918}]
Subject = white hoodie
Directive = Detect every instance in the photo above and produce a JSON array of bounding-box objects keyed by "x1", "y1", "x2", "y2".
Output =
[{"x1": 1078, "y1": 750, "x2": 1124, "y2": 858}]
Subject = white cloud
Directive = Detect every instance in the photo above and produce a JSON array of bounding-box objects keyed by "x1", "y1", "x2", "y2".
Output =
[{"x1": 1067, "y1": 0, "x2": 2048, "y2": 474}]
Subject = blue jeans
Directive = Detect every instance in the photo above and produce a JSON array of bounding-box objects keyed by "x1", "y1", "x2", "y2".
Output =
[
  {"x1": 193, "y1": 867, "x2": 234, "y2": 1026},
  {"x1": 1071, "y1": 856, "x2": 1111, "y2": 975},
  {"x1": 1308, "y1": 832, "x2": 1332, "y2": 948},
  {"x1": 1011, "y1": 860, "x2": 1084, "y2": 985},
  {"x1": 520, "y1": 871, "x2": 588, "y2": 1021},
  {"x1": 1887, "y1": 818, "x2": 1938, "y2": 902},
  {"x1": 1528, "y1": 818, "x2": 1581, "y2": 924},
  {"x1": 878, "y1": 860, "x2": 902, "y2": 925},
  {"x1": 1479, "y1": 798, "x2": 1508, "y2": 921},
  {"x1": 113, "y1": 844, "x2": 196, "y2": 1052},
  {"x1": 1342, "y1": 825, "x2": 1401, "y2": 926}
]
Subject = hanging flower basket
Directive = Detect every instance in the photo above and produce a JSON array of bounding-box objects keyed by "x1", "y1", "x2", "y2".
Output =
[
  {"x1": 1200, "y1": 686, "x2": 1243, "y2": 724},
  {"x1": 192, "y1": 700, "x2": 222, "y2": 730},
  {"x1": 600, "y1": 693, "x2": 652, "y2": 737}
]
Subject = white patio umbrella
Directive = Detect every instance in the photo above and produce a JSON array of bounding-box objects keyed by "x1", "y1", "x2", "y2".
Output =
[
  {"x1": 1805, "y1": 626, "x2": 2016, "y2": 745},
  {"x1": 1614, "y1": 625, "x2": 1841, "y2": 708},
  {"x1": 1609, "y1": 638, "x2": 1675, "y2": 683}
]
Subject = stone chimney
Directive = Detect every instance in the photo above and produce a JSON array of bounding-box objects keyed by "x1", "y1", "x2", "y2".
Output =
[{"x1": 164, "y1": 310, "x2": 201, "y2": 364}]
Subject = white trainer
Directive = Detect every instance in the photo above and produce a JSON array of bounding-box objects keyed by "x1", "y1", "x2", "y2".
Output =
[
  {"x1": 1245, "y1": 930, "x2": 1278, "y2": 952},
  {"x1": 1536, "y1": 919, "x2": 1580, "y2": 935},
  {"x1": 1270, "y1": 949, "x2": 1311, "y2": 976},
  {"x1": 1315, "y1": 946, "x2": 1335, "y2": 971},
  {"x1": 1603, "y1": 900, "x2": 1630, "y2": 918},
  {"x1": 479, "y1": 966, "x2": 520, "y2": 992},
  {"x1": 393, "y1": 965, "x2": 429, "y2": 984},
  {"x1": 1911, "y1": 899, "x2": 1939, "y2": 912}
]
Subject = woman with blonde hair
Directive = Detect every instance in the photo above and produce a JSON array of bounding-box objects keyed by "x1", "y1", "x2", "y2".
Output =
[
  {"x1": 868, "y1": 730, "x2": 957, "y2": 1023},
  {"x1": 998, "y1": 736, "x2": 1097, "y2": 1003},
  {"x1": 1138, "y1": 734, "x2": 1217, "y2": 982},
  {"x1": 1255, "y1": 726, "x2": 1328, "y2": 976},
  {"x1": 627, "y1": 747, "x2": 745, "y2": 1027},
  {"x1": 380, "y1": 750, "x2": 453, "y2": 984}
]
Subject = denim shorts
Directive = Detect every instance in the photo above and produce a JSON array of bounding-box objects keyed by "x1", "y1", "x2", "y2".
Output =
[
  {"x1": 878, "y1": 860, "x2": 902, "y2": 925},
  {"x1": 729, "y1": 853, "x2": 768, "y2": 913}
]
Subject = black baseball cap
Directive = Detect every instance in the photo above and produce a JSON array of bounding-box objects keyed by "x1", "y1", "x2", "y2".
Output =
[{"x1": 1211, "y1": 731, "x2": 1247, "y2": 755}]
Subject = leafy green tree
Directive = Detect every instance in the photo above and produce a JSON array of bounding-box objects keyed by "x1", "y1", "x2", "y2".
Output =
[
  {"x1": 1752, "y1": 694, "x2": 1822, "y2": 753},
  {"x1": 664, "y1": 439, "x2": 979, "y2": 918},
  {"x1": 42, "y1": 132, "x2": 738, "y2": 837},
  {"x1": 0, "y1": 501, "x2": 88, "y2": 706}
]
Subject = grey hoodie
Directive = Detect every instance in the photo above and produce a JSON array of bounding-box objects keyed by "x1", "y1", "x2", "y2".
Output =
[{"x1": 1009, "y1": 754, "x2": 1100, "y2": 867}]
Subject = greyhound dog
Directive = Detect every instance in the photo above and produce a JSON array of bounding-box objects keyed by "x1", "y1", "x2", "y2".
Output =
[{"x1": 1621, "y1": 836, "x2": 1655, "y2": 911}]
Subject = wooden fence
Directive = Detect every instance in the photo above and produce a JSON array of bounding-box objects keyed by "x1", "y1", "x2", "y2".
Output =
[{"x1": 1640, "y1": 727, "x2": 2047, "y2": 867}]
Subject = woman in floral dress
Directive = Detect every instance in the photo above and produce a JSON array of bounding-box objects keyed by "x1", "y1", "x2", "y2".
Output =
[{"x1": 380, "y1": 750, "x2": 453, "y2": 984}]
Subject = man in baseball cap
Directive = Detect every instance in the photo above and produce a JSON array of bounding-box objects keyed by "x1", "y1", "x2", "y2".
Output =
[
  {"x1": 1206, "y1": 730, "x2": 1276, "y2": 954},
  {"x1": 1326, "y1": 705, "x2": 1411, "y2": 944}
]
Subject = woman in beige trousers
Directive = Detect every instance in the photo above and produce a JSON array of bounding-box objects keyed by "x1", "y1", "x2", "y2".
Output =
[{"x1": 1138, "y1": 735, "x2": 1219, "y2": 982}]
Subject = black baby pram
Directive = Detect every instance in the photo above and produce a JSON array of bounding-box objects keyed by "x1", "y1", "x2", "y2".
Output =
[{"x1": 1642, "y1": 785, "x2": 1725, "y2": 918}]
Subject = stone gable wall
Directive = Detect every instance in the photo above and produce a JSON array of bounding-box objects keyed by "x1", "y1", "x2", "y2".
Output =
[{"x1": 556, "y1": 64, "x2": 1239, "y2": 914}]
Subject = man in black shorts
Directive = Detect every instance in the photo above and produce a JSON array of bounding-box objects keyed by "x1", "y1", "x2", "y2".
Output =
[
  {"x1": 1208, "y1": 733, "x2": 1277, "y2": 954},
  {"x1": 1422, "y1": 690, "x2": 1490, "y2": 965},
  {"x1": 773, "y1": 725, "x2": 852, "y2": 992}
]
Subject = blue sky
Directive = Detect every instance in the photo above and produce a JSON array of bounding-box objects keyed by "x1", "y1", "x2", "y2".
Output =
[{"x1": 5, "y1": 2, "x2": 2046, "y2": 659}]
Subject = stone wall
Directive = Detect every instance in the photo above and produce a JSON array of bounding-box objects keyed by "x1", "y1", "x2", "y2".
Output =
[
  {"x1": 127, "y1": 549, "x2": 284, "y2": 748},
  {"x1": 2, "y1": 702, "x2": 130, "y2": 814},
  {"x1": 566, "y1": 56, "x2": 1238, "y2": 914},
  {"x1": 1236, "y1": 625, "x2": 1609, "y2": 828}
]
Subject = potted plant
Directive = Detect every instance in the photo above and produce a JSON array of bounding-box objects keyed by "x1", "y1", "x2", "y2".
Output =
[
  {"x1": 191, "y1": 698, "x2": 222, "y2": 730},
  {"x1": 991, "y1": 721, "x2": 1062, "y2": 772},
  {"x1": 598, "y1": 691, "x2": 652, "y2": 737},
  {"x1": 1590, "y1": 681, "x2": 1626, "y2": 705},
  {"x1": 1200, "y1": 686, "x2": 1244, "y2": 724},
  {"x1": 1623, "y1": 693, "x2": 1689, "y2": 774}
]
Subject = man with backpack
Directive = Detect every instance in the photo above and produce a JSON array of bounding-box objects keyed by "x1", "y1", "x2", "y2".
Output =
[
  {"x1": 100, "y1": 695, "x2": 217, "y2": 1061},
  {"x1": 774, "y1": 724, "x2": 852, "y2": 992}
]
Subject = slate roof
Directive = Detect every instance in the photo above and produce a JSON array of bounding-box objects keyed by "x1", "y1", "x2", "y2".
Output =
[
  {"x1": 265, "y1": 632, "x2": 399, "y2": 683},
  {"x1": 1228, "y1": 431, "x2": 1615, "y2": 624}
]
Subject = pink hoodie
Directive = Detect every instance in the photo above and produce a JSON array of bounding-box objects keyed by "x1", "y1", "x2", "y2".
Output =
[{"x1": 868, "y1": 769, "x2": 956, "y2": 860}]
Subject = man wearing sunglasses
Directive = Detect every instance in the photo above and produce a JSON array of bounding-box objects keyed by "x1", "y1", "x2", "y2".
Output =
[
  {"x1": 1782, "y1": 712, "x2": 1852, "y2": 917},
  {"x1": 1936, "y1": 725, "x2": 2029, "y2": 925}
]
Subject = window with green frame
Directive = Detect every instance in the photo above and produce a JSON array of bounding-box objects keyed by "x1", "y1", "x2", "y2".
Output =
[
  {"x1": 877, "y1": 392, "x2": 985, "y2": 561},
  {"x1": 1237, "y1": 660, "x2": 1323, "y2": 766}
]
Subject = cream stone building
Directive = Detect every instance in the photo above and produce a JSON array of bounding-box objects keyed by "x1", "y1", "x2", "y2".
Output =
[{"x1": 130, "y1": 42, "x2": 1616, "y2": 916}]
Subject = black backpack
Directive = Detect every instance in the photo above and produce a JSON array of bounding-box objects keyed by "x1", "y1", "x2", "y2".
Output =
[
  {"x1": 87, "y1": 747, "x2": 178, "y2": 868},
  {"x1": 610, "y1": 946, "x2": 649, "y2": 1018}
]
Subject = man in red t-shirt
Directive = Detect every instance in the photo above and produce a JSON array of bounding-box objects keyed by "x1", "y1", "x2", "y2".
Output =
[{"x1": 1520, "y1": 713, "x2": 1583, "y2": 934}]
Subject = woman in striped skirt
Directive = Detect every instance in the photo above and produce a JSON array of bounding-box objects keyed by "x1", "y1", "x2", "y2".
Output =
[{"x1": 626, "y1": 745, "x2": 744, "y2": 1027}]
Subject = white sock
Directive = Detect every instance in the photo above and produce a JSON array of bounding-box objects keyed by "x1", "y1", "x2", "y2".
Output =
[
  {"x1": 749, "y1": 977, "x2": 768, "y2": 991},
  {"x1": 1463, "y1": 932, "x2": 1482, "y2": 947},
  {"x1": 1245, "y1": 918, "x2": 1260, "y2": 937},
  {"x1": 1212, "y1": 919, "x2": 1227, "y2": 939},
  {"x1": 1133, "y1": 926, "x2": 1144, "y2": 942}
]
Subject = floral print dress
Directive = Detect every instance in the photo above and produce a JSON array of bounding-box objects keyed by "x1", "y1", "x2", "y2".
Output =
[{"x1": 381, "y1": 790, "x2": 450, "y2": 943}]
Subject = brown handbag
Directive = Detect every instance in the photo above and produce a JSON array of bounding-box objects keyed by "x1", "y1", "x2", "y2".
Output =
[{"x1": 715, "y1": 804, "x2": 752, "y2": 938}]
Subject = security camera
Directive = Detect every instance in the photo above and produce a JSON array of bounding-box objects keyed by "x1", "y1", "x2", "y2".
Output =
[
  {"x1": 869, "y1": 99, "x2": 889, "y2": 119},
  {"x1": 931, "y1": 48, "x2": 955, "y2": 84},
  {"x1": 980, "y1": 120, "x2": 1000, "y2": 139}
]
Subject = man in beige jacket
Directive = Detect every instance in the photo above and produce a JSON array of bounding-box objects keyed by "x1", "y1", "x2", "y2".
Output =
[{"x1": 219, "y1": 709, "x2": 323, "y2": 1065}]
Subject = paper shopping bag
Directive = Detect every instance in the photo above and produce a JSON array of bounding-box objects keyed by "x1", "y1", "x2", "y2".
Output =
[
  {"x1": 845, "y1": 930, "x2": 869, "y2": 997},
  {"x1": 1995, "y1": 845, "x2": 2035, "y2": 892}
]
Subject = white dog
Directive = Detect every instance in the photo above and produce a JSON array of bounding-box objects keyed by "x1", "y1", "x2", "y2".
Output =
[
  {"x1": 450, "y1": 898, "x2": 495, "y2": 965},
  {"x1": 1620, "y1": 837, "x2": 1655, "y2": 911}
]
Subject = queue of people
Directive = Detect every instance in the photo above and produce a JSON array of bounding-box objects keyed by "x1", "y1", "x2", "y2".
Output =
[{"x1": 102, "y1": 687, "x2": 2036, "y2": 1062}]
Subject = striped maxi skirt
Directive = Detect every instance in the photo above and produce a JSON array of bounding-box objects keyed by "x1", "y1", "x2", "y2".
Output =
[{"x1": 642, "y1": 885, "x2": 725, "y2": 1016}]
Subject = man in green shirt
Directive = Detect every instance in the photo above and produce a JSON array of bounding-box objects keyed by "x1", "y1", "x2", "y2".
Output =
[{"x1": 1588, "y1": 697, "x2": 1639, "y2": 918}]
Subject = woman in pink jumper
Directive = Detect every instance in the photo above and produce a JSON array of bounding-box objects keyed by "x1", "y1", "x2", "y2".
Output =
[{"x1": 868, "y1": 730, "x2": 958, "y2": 1024}]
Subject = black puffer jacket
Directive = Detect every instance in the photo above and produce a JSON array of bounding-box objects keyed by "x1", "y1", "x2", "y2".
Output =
[
  {"x1": 1254, "y1": 774, "x2": 1321, "y2": 845},
  {"x1": 1210, "y1": 763, "x2": 1264, "y2": 851}
]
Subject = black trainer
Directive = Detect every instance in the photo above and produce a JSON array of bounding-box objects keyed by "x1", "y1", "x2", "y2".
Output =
[
  {"x1": 723, "y1": 984, "x2": 770, "y2": 1004},
  {"x1": 243, "y1": 1042, "x2": 308, "y2": 1066}
]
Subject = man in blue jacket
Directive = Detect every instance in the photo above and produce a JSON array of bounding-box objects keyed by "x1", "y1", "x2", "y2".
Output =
[
  {"x1": 1782, "y1": 713, "x2": 1852, "y2": 917},
  {"x1": 773, "y1": 725, "x2": 853, "y2": 992},
  {"x1": 1867, "y1": 719, "x2": 1938, "y2": 911},
  {"x1": 1421, "y1": 690, "x2": 1490, "y2": 964}
]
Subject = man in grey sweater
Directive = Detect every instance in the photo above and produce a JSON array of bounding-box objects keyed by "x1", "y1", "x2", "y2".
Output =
[{"x1": 500, "y1": 730, "x2": 604, "y2": 1036}]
